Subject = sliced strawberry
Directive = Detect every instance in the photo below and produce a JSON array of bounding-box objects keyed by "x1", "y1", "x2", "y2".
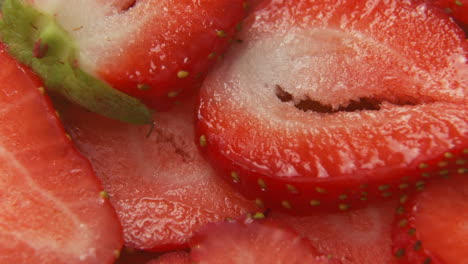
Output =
[
  {"x1": 146, "y1": 251, "x2": 191, "y2": 264},
  {"x1": 272, "y1": 200, "x2": 399, "y2": 264},
  {"x1": 0, "y1": 43, "x2": 122, "y2": 263},
  {"x1": 195, "y1": 0, "x2": 468, "y2": 213},
  {"x1": 190, "y1": 218, "x2": 341, "y2": 264},
  {"x1": 392, "y1": 173, "x2": 468, "y2": 264},
  {"x1": 57, "y1": 98, "x2": 257, "y2": 251},
  {"x1": 0, "y1": 0, "x2": 248, "y2": 121},
  {"x1": 429, "y1": 0, "x2": 468, "y2": 25}
]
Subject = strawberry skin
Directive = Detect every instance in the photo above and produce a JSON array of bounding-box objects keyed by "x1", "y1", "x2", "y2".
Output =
[
  {"x1": 430, "y1": 0, "x2": 468, "y2": 25},
  {"x1": 392, "y1": 174, "x2": 468, "y2": 264},
  {"x1": 21, "y1": 0, "x2": 248, "y2": 111},
  {"x1": 57, "y1": 98, "x2": 256, "y2": 251},
  {"x1": 195, "y1": 0, "x2": 468, "y2": 213},
  {"x1": 0, "y1": 43, "x2": 122, "y2": 263},
  {"x1": 190, "y1": 218, "x2": 341, "y2": 264}
]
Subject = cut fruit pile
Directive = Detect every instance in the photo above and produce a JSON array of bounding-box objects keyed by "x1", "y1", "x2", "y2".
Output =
[{"x1": 0, "y1": 0, "x2": 467, "y2": 263}]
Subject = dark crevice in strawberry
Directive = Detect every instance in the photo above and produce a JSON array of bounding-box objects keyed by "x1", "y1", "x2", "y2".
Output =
[
  {"x1": 275, "y1": 85, "x2": 418, "y2": 114},
  {"x1": 153, "y1": 128, "x2": 193, "y2": 162}
]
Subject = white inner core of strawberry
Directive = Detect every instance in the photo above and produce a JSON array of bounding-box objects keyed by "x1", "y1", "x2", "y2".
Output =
[
  {"x1": 234, "y1": 28, "x2": 454, "y2": 115},
  {"x1": 29, "y1": 0, "x2": 151, "y2": 74}
]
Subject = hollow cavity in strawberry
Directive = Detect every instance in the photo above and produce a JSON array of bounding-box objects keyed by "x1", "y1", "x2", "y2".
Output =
[{"x1": 196, "y1": 0, "x2": 468, "y2": 214}]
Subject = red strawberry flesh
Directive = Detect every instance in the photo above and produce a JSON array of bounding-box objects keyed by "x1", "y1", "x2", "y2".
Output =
[
  {"x1": 190, "y1": 219, "x2": 339, "y2": 264},
  {"x1": 196, "y1": 0, "x2": 468, "y2": 213},
  {"x1": 57, "y1": 99, "x2": 256, "y2": 251},
  {"x1": 430, "y1": 0, "x2": 468, "y2": 25},
  {"x1": 272, "y1": 200, "x2": 400, "y2": 264},
  {"x1": 0, "y1": 43, "x2": 122, "y2": 264}
]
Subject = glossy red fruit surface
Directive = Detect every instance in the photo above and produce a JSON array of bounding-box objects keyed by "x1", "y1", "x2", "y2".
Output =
[
  {"x1": 196, "y1": 0, "x2": 468, "y2": 214},
  {"x1": 97, "y1": 0, "x2": 248, "y2": 110},
  {"x1": 0, "y1": 43, "x2": 123, "y2": 264},
  {"x1": 430, "y1": 0, "x2": 468, "y2": 24},
  {"x1": 58, "y1": 99, "x2": 256, "y2": 251},
  {"x1": 190, "y1": 218, "x2": 341, "y2": 264},
  {"x1": 392, "y1": 173, "x2": 468, "y2": 264},
  {"x1": 272, "y1": 200, "x2": 400, "y2": 264}
]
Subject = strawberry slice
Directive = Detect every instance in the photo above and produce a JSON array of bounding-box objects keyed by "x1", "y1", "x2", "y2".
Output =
[
  {"x1": 430, "y1": 0, "x2": 468, "y2": 25},
  {"x1": 0, "y1": 0, "x2": 247, "y2": 123},
  {"x1": 195, "y1": 0, "x2": 468, "y2": 213},
  {"x1": 272, "y1": 200, "x2": 400, "y2": 264},
  {"x1": 190, "y1": 218, "x2": 341, "y2": 264},
  {"x1": 57, "y1": 98, "x2": 256, "y2": 251},
  {"x1": 147, "y1": 252, "x2": 191, "y2": 264},
  {"x1": 0, "y1": 43, "x2": 122, "y2": 263},
  {"x1": 392, "y1": 174, "x2": 468, "y2": 264}
]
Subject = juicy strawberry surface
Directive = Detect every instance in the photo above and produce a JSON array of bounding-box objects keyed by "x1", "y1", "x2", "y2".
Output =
[
  {"x1": 190, "y1": 218, "x2": 341, "y2": 264},
  {"x1": 272, "y1": 200, "x2": 399, "y2": 264},
  {"x1": 430, "y1": 0, "x2": 468, "y2": 24},
  {"x1": 56, "y1": 99, "x2": 256, "y2": 251},
  {"x1": 392, "y1": 173, "x2": 468, "y2": 264},
  {"x1": 195, "y1": 0, "x2": 468, "y2": 214},
  {"x1": 0, "y1": 43, "x2": 122, "y2": 263},
  {"x1": 27, "y1": 0, "x2": 248, "y2": 110}
]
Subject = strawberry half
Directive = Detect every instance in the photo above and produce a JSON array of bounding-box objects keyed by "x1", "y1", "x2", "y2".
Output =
[
  {"x1": 195, "y1": 0, "x2": 468, "y2": 213},
  {"x1": 392, "y1": 173, "x2": 468, "y2": 264},
  {"x1": 57, "y1": 98, "x2": 256, "y2": 251},
  {"x1": 0, "y1": 43, "x2": 122, "y2": 263},
  {"x1": 190, "y1": 218, "x2": 341, "y2": 264},
  {"x1": 0, "y1": 0, "x2": 247, "y2": 123}
]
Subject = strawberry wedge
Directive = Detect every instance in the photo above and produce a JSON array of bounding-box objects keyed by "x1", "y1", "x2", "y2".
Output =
[
  {"x1": 272, "y1": 200, "x2": 400, "y2": 264},
  {"x1": 196, "y1": 0, "x2": 468, "y2": 213},
  {"x1": 392, "y1": 174, "x2": 468, "y2": 264},
  {"x1": 57, "y1": 99, "x2": 256, "y2": 251},
  {"x1": 0, "y1": 43, "x2": 122, "y2": 263},
  {"x1": 190, "y1": 218, "x2": 341, "y2": 264}
]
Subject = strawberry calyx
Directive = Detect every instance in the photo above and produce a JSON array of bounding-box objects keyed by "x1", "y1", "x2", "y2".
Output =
[{"x1": 0, "y1": 0, "x2": 152, "y2": 124}]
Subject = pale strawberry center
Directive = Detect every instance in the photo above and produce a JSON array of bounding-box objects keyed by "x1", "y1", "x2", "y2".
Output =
[
  {"x1": 226, "y1": 26, "x2": 465, "y2": 123},
  {"x1": 200, "y1": 20, "x2": 467, "y2": 177}
]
